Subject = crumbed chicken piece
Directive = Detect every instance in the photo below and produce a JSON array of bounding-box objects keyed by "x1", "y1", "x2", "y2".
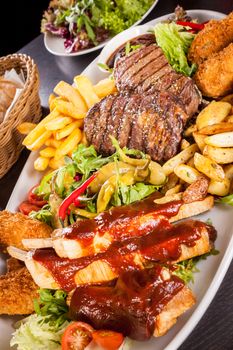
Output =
[
  {"x1": 193, "y1": 43, "x2": 233, "y2": 98},
  {"x1": 188, "y1": 12, "x2": 233, "y2": 65},
  {"x1": 0, "y1": 260, "x2": 39, "y2": 315},
  {"x1": 0, "y1": 210, "x2": 52, "y2": 250}
]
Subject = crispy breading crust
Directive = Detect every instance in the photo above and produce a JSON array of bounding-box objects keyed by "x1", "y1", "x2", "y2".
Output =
[
  {"x1": 0, "y1": 210, "x2": 52, "y2": 250},
  {"x1": 194, "y1": 43, "x2": 233, "y2": 98},
  {"x1": 188, "y1": 12, "x2": 233, "y2": 65},
  {"x1": 0, "y1": 263, "x2": 39, "y2": 315}
]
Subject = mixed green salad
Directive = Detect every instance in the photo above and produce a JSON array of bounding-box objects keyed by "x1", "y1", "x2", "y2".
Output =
[{"x1": 41, "y1": 0, "x2": 155, "y2": 52}]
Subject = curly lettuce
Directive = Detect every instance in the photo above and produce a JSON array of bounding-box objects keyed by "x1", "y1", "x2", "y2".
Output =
[{"x1": 154, "y1": 22, "x2": 196, "y2": 76}]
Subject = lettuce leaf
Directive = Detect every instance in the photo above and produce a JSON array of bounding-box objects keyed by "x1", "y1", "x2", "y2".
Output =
[
  {"x1": 154, "y1": 22, "x2": 196, "y2": 76},
  {"x1": 216, "y1": 194, "x2": 233, "y2": 206},
  {"x1": 10, "y1": 314, "x2": 69, "y2": 350}
]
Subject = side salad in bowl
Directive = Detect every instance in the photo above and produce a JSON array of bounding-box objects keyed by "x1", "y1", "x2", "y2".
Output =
[{"x1": 41, "y1": 0, "x2": 157, "y2": 54}]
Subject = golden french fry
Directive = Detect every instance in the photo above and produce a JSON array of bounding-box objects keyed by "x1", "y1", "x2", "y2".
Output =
[
  {"x1": 196, "y1": 101, "x2": 232, "y2": 130},
  {"x1": 165, "y1": 185, "x2": 182, "y2": 196},
  {"x1": 22, "y1": 109, "x2": 60, "y2": 147},
  {"x1": 203, "y1": 145, "x2": 233, "y2": 164},
  {"x1": 49, "y1": 156, "x2": 65, "y2": 170},
  {"x1": 198, "y1": 122, "x2": 233, "y2": 135},
  {"x1": 174, "y1": 164, "x2": 202, "y2": 184},
  {"x1": 180, "y1": 139, "x2": 190, "y2": 150},
  {"x1": 17, "y1": 122, "x2": 36, "y2": 135},
  {"x1": 93, "y1": 77, "x2": 117, "y2": 98},
  {"x1": 74, "y1": 75, "x2": 100, "y2": 109},
  {"x1": 226, "y1": 115, "x2": 233, "y2": 123},
  {"x1": 161, "y1": 173, "x2": 179, "y2": 194},
  {"x1": 34, "y1": 156, "x2": 50, "y2": 171},
  {"x1": 45, "y1": 138, "x2": 62, "y2": 148},
  {"x1": 208, "y1": 178, "x2": 231, "y2": 196},
  {"x1": 44, "y1": 116, "x2": 73, "y2": 131},
  {"x1": 54, "y1": 81, "x2": 87, "y2": 113},
  {"x1": 194, "y1": 152, "x2": 225, "y2": 181},
  {"x1": 184, "y1": 124, "x2": 197, "y2": 137},
  {"x1": 48, "y1": 94, "x2": 56, "y2": 110},
  {"x1": 81, "y1": 132, "x2": 88, "y2": 145},
  {"x1": 54, "y1": 99, "x2": 86, "y2": 119},
  {"x1": 55, "y1": 128, "x2": 82, "y2": 159},
  {"x1": 154, "y1": 193, "x2": 183, "y2": 204},
  {"x1": 27, "y1": 130, "x2": 52, "y2": 151},
  {"x1": 55, "y1": 120, "x2": 83, "y2": 140},
  {"x1": 162, "y1": 144, "x2": 198, "y2": 176},
  {"x1": 193, "y1": 132, "x2": 206, "y2": 152},
  {"x1": 204, "y1": 132, "x2": 233, "y2": 148},
  {"x1": 40, "y1": 147, "x2": 56, "y2": 158}
]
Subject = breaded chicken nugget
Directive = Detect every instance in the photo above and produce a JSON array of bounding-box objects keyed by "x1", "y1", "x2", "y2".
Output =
[
  {"x1": 0, "y1": 261, "x2": 39, "y2": 315},
  {"x1": 0, "y1": 210, "x2": 52, "y2": 250},
  {"x1": 188, "y1": 12, "x2": 233, "y2": 65},
  {"x1": 194, "y1": 43, "x2": 233, "y2": 98}
]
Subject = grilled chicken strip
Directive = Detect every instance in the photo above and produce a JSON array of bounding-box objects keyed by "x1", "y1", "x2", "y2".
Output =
[
  {"x1": 70, "y1": 266, "x2": 195, "y2": 340},
  {"x1": 0, "y1": 258, "x2": 39, "y2": 315},
  {"x1": 0, "y1": 210, "x2": 52, "y2": 251},
  {"x1": 9, "y1": 219, "x2": 216, "y2": 292},
  {"x1": 23, "y1": 196, "x2": 182, "y2": 259}
]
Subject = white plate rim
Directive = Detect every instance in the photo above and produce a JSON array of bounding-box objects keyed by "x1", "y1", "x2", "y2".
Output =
[
  {"x1": 44, "y1": 0, "x2": 159, "y2": 57},
  {"x1": 4, "y1": 8, "x2": 233, "y2": 350}
]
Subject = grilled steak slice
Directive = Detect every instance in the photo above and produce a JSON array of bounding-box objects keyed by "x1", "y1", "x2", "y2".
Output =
[
  {"x1": 85, "y1": 90, "x2": 188, "y2": 162},
  {"x1": 114, "y1": 44, "x2": 201, "y2": 116}
]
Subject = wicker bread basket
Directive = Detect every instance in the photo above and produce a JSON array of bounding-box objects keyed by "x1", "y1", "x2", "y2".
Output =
[{"x1": 0, "y1": 53, "x2": 41, "y2": 179}]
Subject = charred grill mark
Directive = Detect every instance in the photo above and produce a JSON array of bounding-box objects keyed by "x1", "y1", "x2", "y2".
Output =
[
  {"x1": 102, "y1": 95, "x2": 128, "y2": 154},
  {"x1": 118, "y1": 48, "x2": 164, "y2": 91},
  {"x1": 99, "y1": 95, "x2": 118, "y2": 154},
  {"x1": 115, "y1": 45, "x2": 156, "y2": 80},
  {"x1": 140, "y1": 63, "x2": 172, "y2": 92},
  {"x1": 84, "y1": 104, "x2": 100, "y2": 145}
]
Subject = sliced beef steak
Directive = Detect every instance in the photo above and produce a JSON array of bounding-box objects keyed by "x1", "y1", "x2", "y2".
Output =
[
  {"x1": 114, "y1": 44, "x2": 201, "y2": 117},
  {"x1": 85, "y1": 90, "x2": 188, "y2": 163}
]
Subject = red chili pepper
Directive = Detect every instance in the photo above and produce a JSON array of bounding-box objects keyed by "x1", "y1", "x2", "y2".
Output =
[
  {"x1": 58, "y1": 173, "x2": 97, "y2": 221},
  {"x1": 176, "y1": 20, "x2": 207, "y2": 31}
]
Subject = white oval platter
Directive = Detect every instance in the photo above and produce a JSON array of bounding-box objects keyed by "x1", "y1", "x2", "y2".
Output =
[{"x1": 1, "y1": 9, "x2": 232, "y2": 350}]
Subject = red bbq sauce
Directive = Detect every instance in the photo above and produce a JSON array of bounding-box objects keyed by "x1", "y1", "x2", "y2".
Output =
[
  {"x1": 53, "y1": 193, "x2": 182, "y2": 251},
  {"x1": 33, "y1": 219, "x2": 216, "y2": 292},
  {"x1": 69, "y1": 265, "x2": 185, "y2": 340}
]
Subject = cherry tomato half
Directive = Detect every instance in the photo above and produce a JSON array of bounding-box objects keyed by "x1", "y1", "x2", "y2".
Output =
[
  {"x1": 92, "y1": 330, "x2": 124, "y2": 350},
  {"x1": 61, "y1": 322, "x2": 94, "y2": 350},
  {"x1": 19, "y1": 201, "x2": 41, "y2": 215},
  {"x1": 27, "y1": 185, "x2": 47, "y2": 207}
]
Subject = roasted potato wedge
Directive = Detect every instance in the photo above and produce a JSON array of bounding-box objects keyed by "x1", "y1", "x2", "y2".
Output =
[
  {"x1": 203, "y1": 145, "x2": 233, "y2": 164},
  {"x1": 198, "y1": 123, "x2": 233, "y2": 135},
  {"x1": 208, "y1": 178, "x2": 231, "y2": 196},
  {"x1": 224, "y1": 164, "x2": 233, "y2": 180},
  {"x1": 184, "y1": 124, "x2": 197, "y2": 137},
  {"x1": 154, "y1": 193, "x2": 183, "y2": 204},
  {"x1": 182, "y1": 176, "x2": 209, "y2": 203},
  {"x1": 193, "y1": 132, "x2": 206, "y2": 152},
  {"x1": 162, "y1": 144, "x2": 198, "y2": 176},
  {"x1": 221, "y1": 93, "x2": 233, "y2": 104},
  {"x1": 174, "y1": 164, "x2": 202, "y2": 184},
  {"x1": 194, "y1": 152, "x2": 225, "y2": 181},
  {"x1": 204, "y1": 132, "x2": 233, "y2": 147},
  {"x1": 226, "y1": 115, "x2": 233, "y2": 123},
  {"x1": 196, "y1": 101, "x2": 232, "y2": 130}
]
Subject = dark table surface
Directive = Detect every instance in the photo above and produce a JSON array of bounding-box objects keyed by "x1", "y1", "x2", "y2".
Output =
[{"x1": 1, "y1": 0, "x2": 233, "y2": 349}]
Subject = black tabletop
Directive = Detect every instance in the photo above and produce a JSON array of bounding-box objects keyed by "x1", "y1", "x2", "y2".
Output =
[{"x1": 1, "y1": 0, "x2": 233, "y2": 349}]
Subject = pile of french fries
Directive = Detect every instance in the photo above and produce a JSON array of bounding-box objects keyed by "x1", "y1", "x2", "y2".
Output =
[
  {"x1": 18, "y1": 75, "x2": 116, "y2": 171},
  {"x1": 156, "y1": 97, "x2": 233, "y2": 203}
]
